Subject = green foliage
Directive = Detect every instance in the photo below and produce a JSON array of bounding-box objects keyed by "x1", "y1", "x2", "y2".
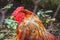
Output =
[
  {"x1": 46, "y1": 18, "x2": 55, "y2": 23},
  {"x1": 0, "y1": 34, "x2": 4, "y2": 39},
  {"x1": 37, "y1": 10, "x2": 56, "y2": 23},
  {"x1": 45, "y1": 10, "x2": 53, "y2": 14},
  {"x1": 4, "y1": 19, "x2": 18, "y2": 29},
  {"x1": 37, "y1": 10, "x2": 53, "y2": 18},
  {"x1": 2, "y1": 4, "x2": 13, "y2": 9},
  {"x1": 37, "y1": 10, "x2": 43, "y2": 18}
]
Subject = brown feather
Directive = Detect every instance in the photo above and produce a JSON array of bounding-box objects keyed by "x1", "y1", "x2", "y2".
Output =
[{"x1": 16, "y1": 9, "x2": 58, "y2": 40}]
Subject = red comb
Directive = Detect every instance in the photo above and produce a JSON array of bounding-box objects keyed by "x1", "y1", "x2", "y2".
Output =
[
  {"x1": 12, "y1": 6, "x2": 24, "y2": 16},
  {"x1": 12, "y1": 6, "x2": 25, "y2": 23}
]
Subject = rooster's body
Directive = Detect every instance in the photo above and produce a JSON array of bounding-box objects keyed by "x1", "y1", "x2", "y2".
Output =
[{"x1": 11, "y1": 7, "x2": 58, "y2": 40}]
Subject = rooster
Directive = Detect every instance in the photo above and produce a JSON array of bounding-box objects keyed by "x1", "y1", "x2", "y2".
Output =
[{"x1": 11, "y1": 6, "x2": 58, "y2": 40}]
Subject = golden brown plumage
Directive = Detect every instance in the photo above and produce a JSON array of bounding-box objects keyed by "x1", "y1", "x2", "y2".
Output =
[{"x1": 16, "y1": 9, "x2": 58, "y2": 40}]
